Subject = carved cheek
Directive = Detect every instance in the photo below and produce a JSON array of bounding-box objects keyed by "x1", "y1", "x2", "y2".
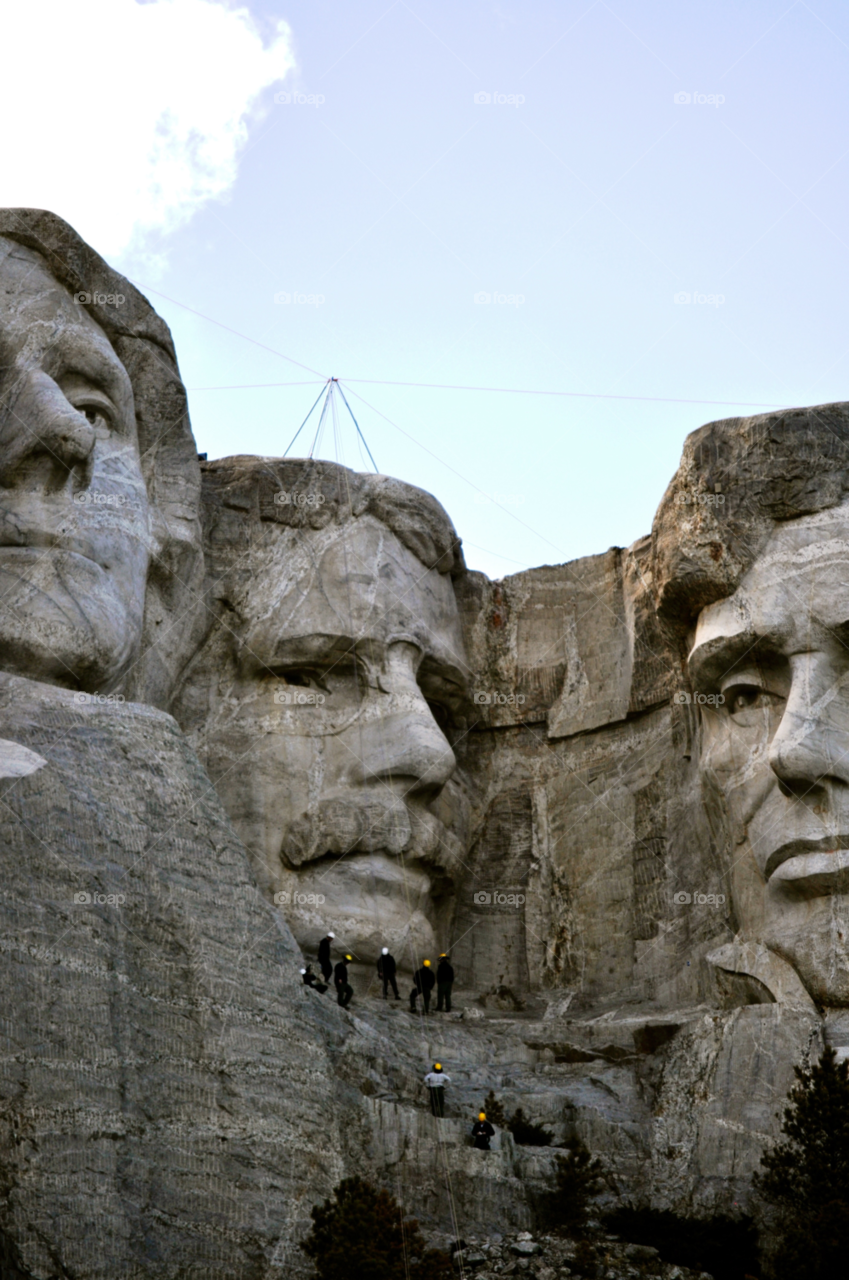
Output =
[{"x1": 700, "y1": 711, "x2": 775, "y2": 813}]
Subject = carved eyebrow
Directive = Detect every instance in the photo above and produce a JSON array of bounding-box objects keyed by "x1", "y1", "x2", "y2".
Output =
[{"x1": 688, "y1": 630, "x2": 778, "y2": 686}]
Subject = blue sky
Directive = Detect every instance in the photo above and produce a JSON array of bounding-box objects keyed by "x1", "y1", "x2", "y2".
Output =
[{"x1": 5, "y1": 0, "x2": 849, "y2": 578}]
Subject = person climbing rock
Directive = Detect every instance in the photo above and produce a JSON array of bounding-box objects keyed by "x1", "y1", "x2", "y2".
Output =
[
  {"x1": 436, "y1": 953, "x2": 454, "y2": 1012},
  {"x1": 334, "y1": 954, "x2": 354, "y2": 1008},
  {"x1": 424, "y1": 1062, "x2": 451, "y2": 1117},
  {"x1": 318, "y1": 931, "x2": 335, "y2": 982},
  {"x1": 410, "y1": 958, "x2": 435, "y2": 1013},
  {"x1": 377, "y1": 946, "x2": 400, "y2": 999},
  {"x1": 471, "y1": 1111, "x2": 495, "y2": 1150}
]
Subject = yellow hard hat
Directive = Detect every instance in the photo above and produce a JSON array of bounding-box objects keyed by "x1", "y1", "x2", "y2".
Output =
[
  {"x1": 434, "y1": 1062, "x2": 442, "y2": 1071},
  {"x1": 345, "y1": 954, "x2": 352, "y2": 961},
  {"x1": 423, "y1": 959, "x2": 431, "y2": 966},
  {"x1": 439, "y1": 953, "x2": 447, "y2": 958},
  {"x1": 478, "y1": 1112, "x2": 486, "y2": 1120}
]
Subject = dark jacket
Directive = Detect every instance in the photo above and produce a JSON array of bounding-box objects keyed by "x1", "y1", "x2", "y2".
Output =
[
  {"x1": 318, "y1": 936, "x2": 332, "y2": 966},
  {"x1": 437, "y1": 959, "x2": 454, "y2": 984},
  {"x1": 414, "y1": 965, "x2": 435, "y2": 993},
  {"x1": 377, "y1": 952, "x2": 396, "y2": 978},
  {"x1": 472, "y1": 1120, "x2": 495, "y2": 1149},
  {"x1": 334, "y1": 959, "x2": 349, "y2": 987}
]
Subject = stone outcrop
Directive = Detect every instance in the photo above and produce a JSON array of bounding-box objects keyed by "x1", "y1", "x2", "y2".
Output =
[{"x1": 0, "y1": 674, "x2": 347, "y2": 1278}]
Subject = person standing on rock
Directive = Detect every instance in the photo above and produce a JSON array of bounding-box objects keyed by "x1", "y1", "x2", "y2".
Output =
[
  {"x1": 318, "y1": 931, "x2": 334, "y2": 983},
  {"x1": 436, "y1": 953, "x2": 454, "y2": 1012},
  {"x1": 334, "y1": 954, "x2": 353, "y2": 1008},
  {"x1": 410, "y1": 958, "x2": 435, "y2": 1013},
  {"x1": 424, "y1": 1062, "x2": 451, "y2": 1117},
  {"x1": 471, "y1": 1111, "x2": 495, "y2": 1150},
  {"x1": 377, "y1": 946, "x2": 400, "y2": 999}
]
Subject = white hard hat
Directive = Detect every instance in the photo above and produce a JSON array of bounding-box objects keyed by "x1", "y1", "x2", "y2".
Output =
[
  {"x1": 328, "y1": 931, "x2": 335, "y2": 938},
  {"x1": 382, "y1": 947, "x2": 389, "y2": 954},
  {"x1": 299, "y1": 968, "x2": 306, "y2": 974}
]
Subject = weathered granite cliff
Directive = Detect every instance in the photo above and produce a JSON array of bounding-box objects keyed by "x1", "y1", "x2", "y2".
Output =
[{"x1": 3, "y1": 207, "x2": 849, "y2": 1275}]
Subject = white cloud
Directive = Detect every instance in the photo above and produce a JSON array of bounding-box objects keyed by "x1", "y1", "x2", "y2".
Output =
[{"x1": 0, "y1": 0, "x2": 293, "y2": 259}]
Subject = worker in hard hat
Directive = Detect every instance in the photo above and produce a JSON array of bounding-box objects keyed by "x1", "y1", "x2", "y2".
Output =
[
  {"x1": 377, "y1": 946, "x2": 399, "y2": 1000},
  {"x1": 300, "y1": 964, "x2": 328, "y2": 994},
  {"x1": 471, "y1": 1111, "x2": 495, "y2": 1151},
  {"x1": 410, "y1": 958, "x2": 436, "y2": 1013},
  {"x1": 424, "y1": 1062, "x2": 451, "y2": 1117},
  {"x1": 334, "y1": 954, "x2": 354, "y2": 1008},
  {"x1": 318, "y1": 931, "x2": 335, "y2": 983},
  {"x1": 436, "y1": 953, "x2": 454, "y2": 1012}
]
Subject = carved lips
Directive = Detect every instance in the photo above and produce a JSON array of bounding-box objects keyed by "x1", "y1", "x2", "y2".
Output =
[{"x1": 766, "y1": 836, "x2": 849, "y2": 897}]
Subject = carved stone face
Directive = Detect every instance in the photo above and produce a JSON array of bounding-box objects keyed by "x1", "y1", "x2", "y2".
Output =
[
  {"x1": 690, "y1": 501, "x2": 849, "y2": 1004},
  {"x1": 0, "y1": 240, "x2": 151, "y2": 692},
  {"x1": 188, "y1": 512, "x2": 469, "y2": 966}
]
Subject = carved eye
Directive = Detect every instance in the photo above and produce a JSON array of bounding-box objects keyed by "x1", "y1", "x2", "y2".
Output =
[
  {"x1": 725, "y1": 684, "x2": 779, "y2": 716},
  {"x1": 426, "y1": 698, "x2": 451, "y2": 737},
  {"x1": 67, "y1": 393, "x2": 116, "y2": 438},
  {"x1": 283, "y1": 670, "x2": 312, "y2": 687},
  {"x1": 276, "y1": 668, "x2": 332, "y2": 693}
]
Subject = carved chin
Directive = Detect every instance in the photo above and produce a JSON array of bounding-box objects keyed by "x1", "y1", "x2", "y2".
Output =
[{"x1": 0, "y1": 554, "x2": 143, "y2": 691}]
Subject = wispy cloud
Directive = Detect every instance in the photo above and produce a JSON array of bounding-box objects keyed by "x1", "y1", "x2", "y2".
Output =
[{"x1": 0, "y1": 0, "x2": 294, "y2": 261}]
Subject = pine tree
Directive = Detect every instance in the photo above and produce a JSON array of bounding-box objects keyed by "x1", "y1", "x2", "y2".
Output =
[
  {"x1": 481, "y1": 1089, "x2": 508, "y2": 1127},
  {"x1": 507, "y1": 1106, "x2": 554, "y2": 1146},
  {"x1": 753, "y1": 1044, "x2": 849, "y2": 1280},
  {"x1": 301, "y1": 1176, "x2": 453, "y2": 1280},
  {"x1": 537, "y1": 1138, "x2": 605, "y2": 1237}
]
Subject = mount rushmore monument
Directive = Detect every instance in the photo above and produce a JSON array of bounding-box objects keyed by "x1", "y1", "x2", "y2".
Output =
[{"x1": 1, "y1": 209, "x2": 847, "y2": 1277}]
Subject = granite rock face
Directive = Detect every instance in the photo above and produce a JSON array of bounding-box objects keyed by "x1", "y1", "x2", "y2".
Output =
[
  {"x1": 0, "y1": 674, "x2": 347, "y2": 1279},
  {"x1": 5, "y1": 206, "x2": 849, "y2": 1272},
  {"x1": 450, "y1": 539, "x2": 722, "y2": 1014}
]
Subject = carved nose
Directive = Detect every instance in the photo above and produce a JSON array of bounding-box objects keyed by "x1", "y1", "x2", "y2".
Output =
[
  {"x1": 353, "y1": 710, "x2": 457, "y2": 797},
  {"x1": 769, "y1": 655, "x2": 849, "y2": 797},
  {"x1": 47, "y1": 412, "x2": 97, "y2": 470},
  {"x1": 347, "y1": 645, "x2": 457, "y2": 799},
  {"x1": 0, "y1": 372, "x2": 96, "y2": 485}
]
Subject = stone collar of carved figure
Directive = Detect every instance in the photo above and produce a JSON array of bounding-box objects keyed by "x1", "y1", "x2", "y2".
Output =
[
  {"x1": 0, "y1": 237, "x2": 155, "y2": 693},
  {"x1": 689, "y1": 501, "x2": 849, "y2": 1006},
  {"x1": 181, "y1": 465, "x2": 470, "y2": 968}
]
